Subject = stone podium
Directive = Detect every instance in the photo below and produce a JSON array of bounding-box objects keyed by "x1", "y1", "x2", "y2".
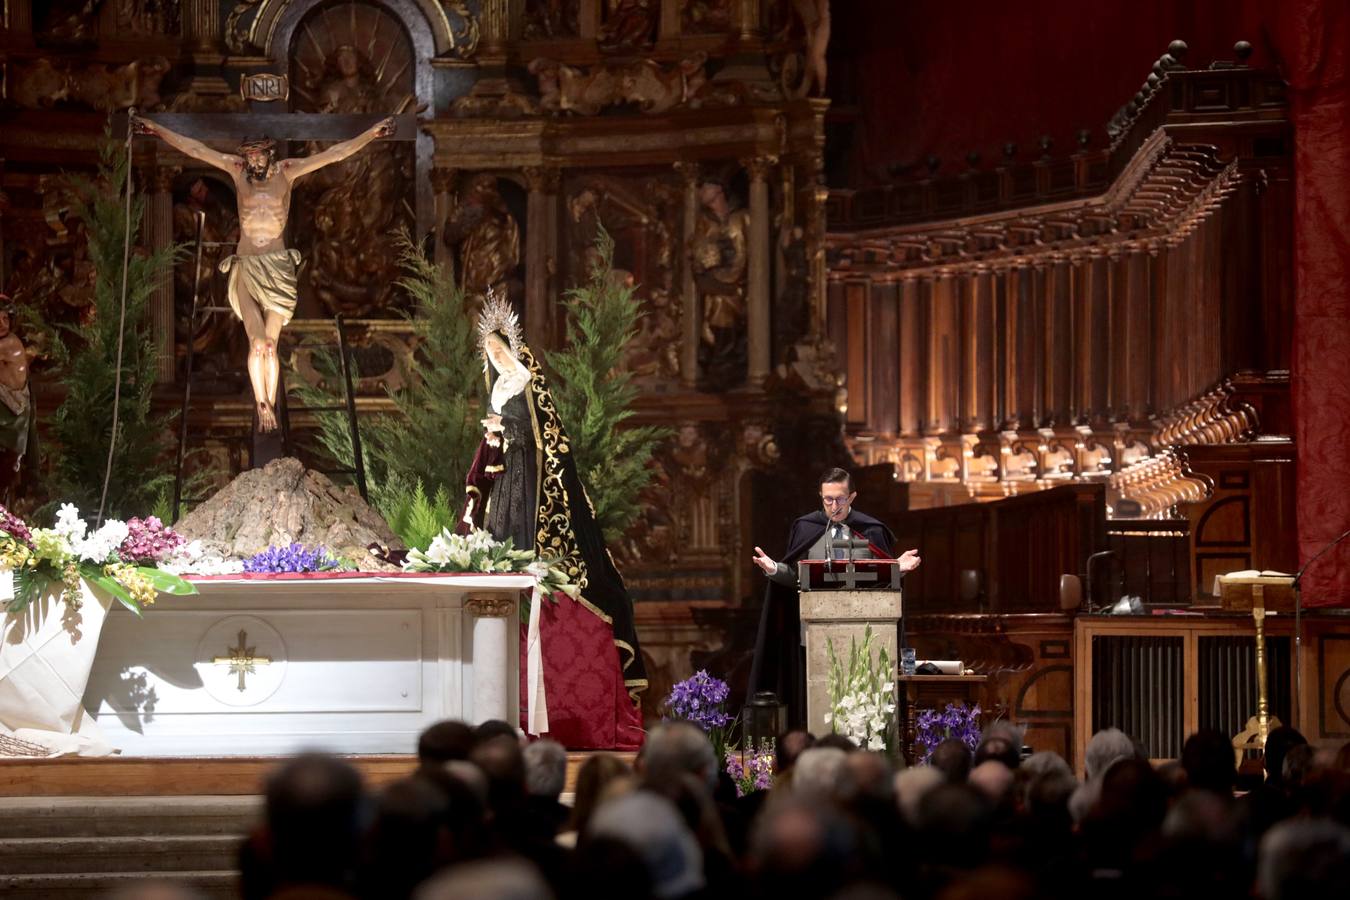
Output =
[{"x1": 799, "y1": 584, "x2": 903, "y2": 737}]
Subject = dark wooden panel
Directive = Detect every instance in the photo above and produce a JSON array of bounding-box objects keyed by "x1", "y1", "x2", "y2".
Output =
[
  {"x1": 895, "y1": 483, "x2": 1107, "y2": 615},
  {"x1": 1180, "y1": 440, "x2": 1298, "y2": 600}
]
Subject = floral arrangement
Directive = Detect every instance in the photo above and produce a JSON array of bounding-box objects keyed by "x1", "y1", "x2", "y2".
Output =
[
  {"x1": 242, "y1": 543, "x2": 343, "y2": 574},
  {"x1": 824, "y1": 625, "x2": 898, "y2": 753},
  {"x1": 402, "y1": 527, "x2": 579, "y2": 607},
  {"x1": 725, "y1": 740, "x2": 775, "y2": 797},
  {"x1": 915, "y1": 702, "x2": 983, "y2": 763},
  {"x1": 0, "y1": 504, "x2": 197, "y2": 615},
  {"x1": 662, "y1": 669, "x2": 736, "y2": 759}
]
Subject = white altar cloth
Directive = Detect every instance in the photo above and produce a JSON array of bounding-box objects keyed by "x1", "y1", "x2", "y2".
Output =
[{"x1": 76, "y1": 573, "x2": 533, "y2": 756}]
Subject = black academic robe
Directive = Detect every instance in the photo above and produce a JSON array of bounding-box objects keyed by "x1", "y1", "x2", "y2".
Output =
[{"x1": 748, "y1": 509, "x2": 896, "y2": 728}]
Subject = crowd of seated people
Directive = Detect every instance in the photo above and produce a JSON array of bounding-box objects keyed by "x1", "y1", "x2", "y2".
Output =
[{"x1": 114, "y1": 720, "x2": 1350, "y2": 900}]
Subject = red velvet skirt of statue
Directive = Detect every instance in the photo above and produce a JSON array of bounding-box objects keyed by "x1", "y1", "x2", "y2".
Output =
[{"x1": 519, "y1": 592, "x2": 644, "y2": 750}]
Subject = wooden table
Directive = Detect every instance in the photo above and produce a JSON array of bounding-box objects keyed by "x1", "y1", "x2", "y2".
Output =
[{"x1": 897, "y1": 674, "x2": 988, "y2": 764}]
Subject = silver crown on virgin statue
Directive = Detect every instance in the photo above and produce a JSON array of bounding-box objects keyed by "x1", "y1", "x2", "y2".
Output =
[{"x1": 477, "y1": 287, "x2": 523, "y2": 359}]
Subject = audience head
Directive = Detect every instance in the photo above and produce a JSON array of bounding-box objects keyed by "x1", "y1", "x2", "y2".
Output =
[
  {"x1": 263, "y1": 752, "x2": 367, "y2": 889},
  {"x1": 816, "y1": 732, "x2": 859, "y2": 753},
  {"x1": 415, "y1": 859, "x2": 553, "y2": 900},
  {"x1": 776, "y1": 729, "x2": 817, "y2": 774},
  {"x1": 895, "y1": 765, "x2": 945, "y2": 828},
  {"x1": 567, "y1": 753, "x2": 632, "y2": 835},
  {"x1": 1181, "y1": 728, "x2": 1237, "y2": 795},
  {"x1": 916, "y1": 783, "x2": 994, "y2": 867},
  {"x1": 418, "y1": 719, "x2": 475, "y2": 766},
  {"x1": 364, "y1": 775, "x2": 451, "y2": 897},
  {"x1": 1020, "y1": 750, "x2": 1071, "y2": 780},
  {"x1": 639, "y1": 721, "x2": 718, "y2": 793},
  {"x1": 470, "y1": 734, "x2": 527, "y2": 819},
  {"x1": 474, "y1": 719, "x2": 523, "y2": 746},
  {"x1": 845, "y1": 751, "x2": 895, "y2": 805},
  {"x1": 1257, "y1": 818, "x2": 1350, "y2": 900},
  {"x1": 588, "y1": 791, "x2": 705, "y2": 899},
  {"x1": 523, "y1": 739, "x2": 567, "y2": 799},
  {"x1": 930, "y1": 738, "x2": 974, "y2": 783},
  {"x1": 1283, "y1": 743, "x2": 1319, "y2": 788},
  {"x1": 1085, "y1": 727, "x2": 1136, "y2": 781},
  {"x1": 749, "y1": 798, "x2": 860, "y2": 900},
  {"x1": 792, "y1": 746, "x2": 851, "y2": 805},
  {"x1": 969, "y1": 760, "x2": 1015, "y2": 805},
  {"x1": 1264, "y1": 726, "x2": 1308, "y2": 786},
  {"x1": 974, "y1": 737, "x2": 1019, "y2": 771}
]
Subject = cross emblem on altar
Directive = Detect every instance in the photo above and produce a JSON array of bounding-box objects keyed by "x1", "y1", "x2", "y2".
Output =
[{"x1": 213, "y1": 629, "x2": 272, "y2": 692}]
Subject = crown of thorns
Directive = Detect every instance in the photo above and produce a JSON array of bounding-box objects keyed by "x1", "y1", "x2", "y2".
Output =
[
  {"x1": 477, "y1": 288, "x2": 523, "y2": 359},
  {"x1": 237, "y1": 137, "x2": 277, "y2": 155}
]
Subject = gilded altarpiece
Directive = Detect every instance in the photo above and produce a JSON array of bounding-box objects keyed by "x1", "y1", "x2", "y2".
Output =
[{"x1": 0, "y1": 0, "x2": 837, "y2": 714}]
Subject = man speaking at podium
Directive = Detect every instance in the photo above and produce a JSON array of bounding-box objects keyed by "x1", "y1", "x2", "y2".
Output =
[{"x1": 748, "y1": 467, "x2": 921, "y2": 726}]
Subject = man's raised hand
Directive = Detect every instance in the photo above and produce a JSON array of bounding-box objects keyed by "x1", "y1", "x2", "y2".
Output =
[
  {"x1": 752, "y1": 546, "x2": 778, "y2": 575},
  {"x1": 130, "y1": 114, "x2": 156, "y2": 137},
  {"x1": 374, "y1": 116, "x2": 397, "y2": 138},
  {"x1": 898, "y1": 548, "x2": 921, "y2": 573}
]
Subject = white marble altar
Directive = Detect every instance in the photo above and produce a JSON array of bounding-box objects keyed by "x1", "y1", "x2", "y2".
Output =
[{"x1": 82, "y1": 574, "x2": 532, "y2": 756}]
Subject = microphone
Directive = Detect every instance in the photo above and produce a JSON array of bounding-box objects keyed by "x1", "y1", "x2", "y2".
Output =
[
  {"x1": 825, "y1": 521, "x2": 834, "y2": 573},
  {"x1": 1293, "y1": 527, "x2": 1350, "y2": 586}
]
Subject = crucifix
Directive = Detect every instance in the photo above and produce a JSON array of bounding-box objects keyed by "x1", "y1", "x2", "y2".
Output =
[
  {"x1": 133, "y1": 112, "x2": 415, "y2": 436},
  {"x1": 212, "y1": 628, "x2": 273, "y2": 692}
]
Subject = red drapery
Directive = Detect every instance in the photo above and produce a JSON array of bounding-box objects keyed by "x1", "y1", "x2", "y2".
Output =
[{"x1": 1274, "y1": 0, "x2": 1350, "y2": 606}]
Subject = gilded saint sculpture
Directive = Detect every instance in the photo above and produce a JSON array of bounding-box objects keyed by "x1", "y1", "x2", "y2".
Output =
[
  {"x1": 690, "y1": 176, "x2": 750, "y2": 387},
  {"x1": 443, "y1": 174, "x2": 522, "y2": 306}
]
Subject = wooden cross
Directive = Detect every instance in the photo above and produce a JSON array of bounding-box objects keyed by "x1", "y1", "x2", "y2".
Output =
[
  {"x1": 212, "y1": 628, "x2": 272, "y2": 692},
  {"x1": 128, "y1": 112, "x2": 419, "y2": 144}
]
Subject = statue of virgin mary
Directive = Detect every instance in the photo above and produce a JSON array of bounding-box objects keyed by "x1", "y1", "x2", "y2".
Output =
[{"x1": 460, "y1": 293, "x2": 647, "y2": 749}]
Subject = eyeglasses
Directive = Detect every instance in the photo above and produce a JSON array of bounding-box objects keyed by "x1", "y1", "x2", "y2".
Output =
[{"x1": 820, "y1": 495, "x2": 852, "y2": 507}]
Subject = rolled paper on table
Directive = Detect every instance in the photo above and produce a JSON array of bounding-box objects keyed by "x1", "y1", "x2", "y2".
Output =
[{"x1": 915, "y1": 660, "x2": 964, "y2": 674}]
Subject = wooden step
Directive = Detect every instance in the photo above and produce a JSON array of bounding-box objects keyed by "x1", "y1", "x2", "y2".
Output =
[
  {"x1": 0, "y1": 752, "x2": 635, "y2": 797},
  {"x1": 0, "y1": 870, "x2": 236, "y2": 900},
  {"x1": 0, "y1": 796, "x2": 261, "y2": 838},
  {"x1": 0, "y1": 834, "x2": 241, "y2": 875}
]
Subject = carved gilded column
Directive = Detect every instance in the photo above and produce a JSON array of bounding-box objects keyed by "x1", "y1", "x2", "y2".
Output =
[
  {"x1": 744, "y1": 155, "x2": 776, "y2": 387},
  {"x1": 482, "y1": 0, "x2": 511, "y2": 57},
  {"x1": 5, "y1": 1, "x2": 34, "y2": 36},
  {"x1": 736, "y1": 0, "x2": 762, "y2": 39},
  {"x1": 808, "y1": 184, "x2": 829, "y2": 331},
  {"x1": 674, "y1": 161, "x2": 700, "y2": 388},
  {"x1": 579, "y1": 0, "x2": 599, "y2": 39},
  {"x1": 183, "y1": 0, "x2": 219, "y2": 50},
  {"x1": 430, "y1": 167, "x2": 458, "y2": 273},
  {"x1": 144, "y1": 164, "x2": 179, "y2": 383},
  {"x1": 660, "y1": 0, "x2": 681, "y2": 40},
  {"x1": 523, "y1": 166, "x2": 560, "y2": 352}
]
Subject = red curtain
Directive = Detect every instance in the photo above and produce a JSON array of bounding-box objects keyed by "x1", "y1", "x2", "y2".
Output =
[{"x1": 1273, "y1": 0, "x2": 1350, "y2": 606}]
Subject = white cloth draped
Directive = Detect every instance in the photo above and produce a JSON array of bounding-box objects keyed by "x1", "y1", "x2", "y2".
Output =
[{"x1": 0, "y1": 578, "x2": 115, "y2": 757}]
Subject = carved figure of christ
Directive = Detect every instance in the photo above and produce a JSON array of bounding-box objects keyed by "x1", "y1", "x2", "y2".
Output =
[{"x1": 132, "y1": 113, "x2": 395, "y2": 431}]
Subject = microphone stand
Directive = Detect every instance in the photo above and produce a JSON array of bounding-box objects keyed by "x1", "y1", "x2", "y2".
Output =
[
  {"x1": 825, "y1": 522, "x2": 835, "y2": 575},
  {"x1": 1291, "y1": 526, "x2": 1350, "y2": 724}
]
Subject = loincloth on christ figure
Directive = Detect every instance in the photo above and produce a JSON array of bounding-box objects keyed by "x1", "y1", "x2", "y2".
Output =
[{"x1": 219, "y1": 249, "x2": 303, "y2": 326}]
